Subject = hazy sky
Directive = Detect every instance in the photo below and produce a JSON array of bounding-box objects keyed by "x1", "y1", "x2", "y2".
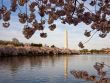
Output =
[{"x1": 0, "y1": 0, "x2": 110, "y2": 50}]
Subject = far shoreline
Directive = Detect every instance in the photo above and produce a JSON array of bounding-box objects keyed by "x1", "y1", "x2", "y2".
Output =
[{"x1": 0, "y1": 45, "x2": 79, "y2": 57}]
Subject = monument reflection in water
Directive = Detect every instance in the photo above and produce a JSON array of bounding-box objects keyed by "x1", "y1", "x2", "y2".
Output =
[
  {"x1": 64, "y1": 55, "x2": 68, "y2": 79},
  {"x1": 0, "y1": 55, "x2": 110, "y2": 83}
]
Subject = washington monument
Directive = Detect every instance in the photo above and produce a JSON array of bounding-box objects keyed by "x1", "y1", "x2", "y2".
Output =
[{"x1": 64, "y1": 29, "x2": 68, "y2": 49}]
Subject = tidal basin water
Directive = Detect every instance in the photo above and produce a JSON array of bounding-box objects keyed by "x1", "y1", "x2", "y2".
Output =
[{"x1": 0, "y1": 54, "x2": 110, "y2": 83}]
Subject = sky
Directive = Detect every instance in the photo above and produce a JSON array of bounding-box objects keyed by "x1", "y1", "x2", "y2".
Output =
[{"x1": 0, "y1": 0, "x2": 110, "y2": 50}]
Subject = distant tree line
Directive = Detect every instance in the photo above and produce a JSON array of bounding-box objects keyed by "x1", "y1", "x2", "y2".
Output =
[
  {"x1": 30, "y1": 43, "x2": 42, "y2": 47},
  {"x1": 80, "y1": 49, "x2": 105, "y2": 54},
  {"x1": 0, "y1": 40, "x2": 24, "y2": 46},
  {"x1": 51, "y1": 45, "x2": 56, "y2": 48},
  {"x1": 0, "y1": 38, "x2": 43, "y2": 47},
  {"x1": 0, "y1": 38, "x2": 58, "y2": 48}
]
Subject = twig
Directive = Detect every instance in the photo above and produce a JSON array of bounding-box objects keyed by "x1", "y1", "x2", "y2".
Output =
[
  {"x1": 17, "y1": 5, "x2": 22, "y2": 13},
  {"x1": 83, "y1": 30, "x2": 97, "y2": 44},
  {"x1": 76, "y1": 0, "x2": 93, "y2": 13}
]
